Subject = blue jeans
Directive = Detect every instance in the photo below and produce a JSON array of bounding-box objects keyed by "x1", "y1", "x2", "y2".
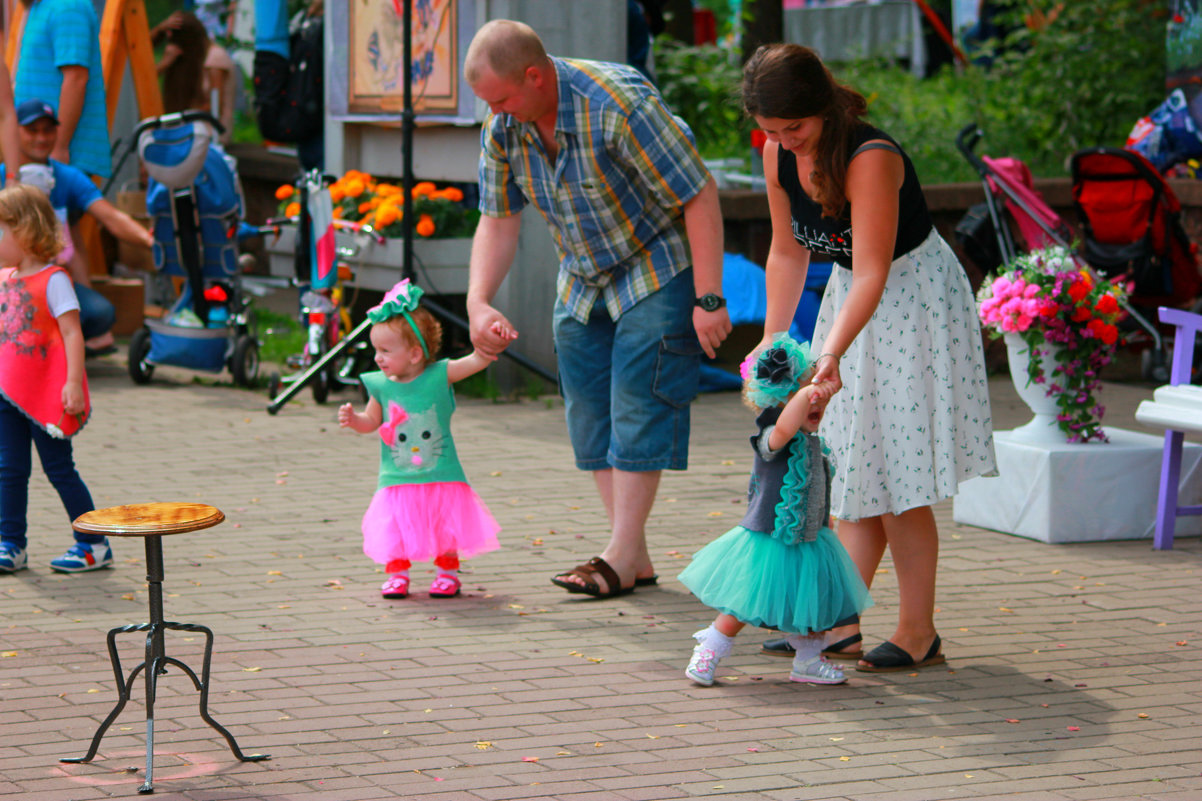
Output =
[
  {"x1": 74, "y1": 281, "x2": 116, "y2": 340},
  {"x1": 553, "y1": 268, "x2": 702, "y2": 472},
  {"x1": 0, "y1": 395, "x2": 98, "y2": 549}
]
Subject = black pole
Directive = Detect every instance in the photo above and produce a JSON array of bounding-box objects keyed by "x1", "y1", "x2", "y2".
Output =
[{"x1": 401, "y1": 0, "x2": 414, "y2": 282}]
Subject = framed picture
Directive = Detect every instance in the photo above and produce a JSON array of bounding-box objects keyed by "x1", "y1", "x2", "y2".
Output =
[{"x1": 348, "y1": 0, "x2": 461, "y2": 114}]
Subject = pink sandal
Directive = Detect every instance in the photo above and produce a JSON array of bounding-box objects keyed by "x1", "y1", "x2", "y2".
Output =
[
  {"x1": 428, "y1": 574, "x2": 461, "y2": 598},
  {"x1": 381, "y1": 574, "x2": 409, "y2": 599}
]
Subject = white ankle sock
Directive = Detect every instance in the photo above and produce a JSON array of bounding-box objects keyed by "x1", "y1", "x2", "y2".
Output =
[
  {"x1": 436, "y1": 568, "x2": 458, "y2": 579},
  {"x1": 785, "y1": 633, "x2": 824, "y2": 661},
  {"x1": 694, "y1": 625, "x2": 735, "y2": 658}
]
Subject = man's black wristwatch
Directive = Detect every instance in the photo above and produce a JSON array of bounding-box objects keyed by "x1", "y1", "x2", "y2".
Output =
[{"x1": 695, "y1": 293, "x2": 726, "y2": 312}]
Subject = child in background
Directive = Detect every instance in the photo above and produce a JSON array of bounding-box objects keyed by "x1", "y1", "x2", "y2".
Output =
[
  {"x1": 678, "y1": 334, "x2": 872, "y2": 686},
  {"x1": 339, "y1": 279, "x2": 515, "y2": 599},
  {"x1": 0, "y1": 184, "x2": 110, "y2": 574}
]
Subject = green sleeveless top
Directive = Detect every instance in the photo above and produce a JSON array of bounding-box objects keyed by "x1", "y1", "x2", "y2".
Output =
[{"x1": 360, "y1": 361, "x2": 467, "y2": 489}]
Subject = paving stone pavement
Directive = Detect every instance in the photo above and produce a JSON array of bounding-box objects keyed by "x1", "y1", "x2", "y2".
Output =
[{"x1": 2, "y1": 353, "x2": 1199, "y2": 801}]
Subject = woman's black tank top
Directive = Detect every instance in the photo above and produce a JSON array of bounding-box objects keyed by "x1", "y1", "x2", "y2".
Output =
[{"x1": 777, "y1": 123, "x2": 932, "y2": 269}]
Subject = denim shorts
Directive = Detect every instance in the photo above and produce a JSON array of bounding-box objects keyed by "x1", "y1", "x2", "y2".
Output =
[{"x1": 553, "y1": 269, "x2": 702, "y2": 472}]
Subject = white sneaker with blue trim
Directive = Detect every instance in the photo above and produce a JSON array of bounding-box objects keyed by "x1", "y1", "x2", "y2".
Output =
[
  {"x1": 50, "y1": 539, "x2": 113, "y2": 573},
  {"x1": 0, "y1": 542, "x2": 27, "y2": 573}
]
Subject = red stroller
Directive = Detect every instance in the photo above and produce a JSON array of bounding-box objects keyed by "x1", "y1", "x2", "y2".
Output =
[
  {"x1": 1070, "y1": 146, "x2": 1201, "y2": 306},
  {"x1": 956, "y1": 123, "x2": 1186, "y2": 381}
]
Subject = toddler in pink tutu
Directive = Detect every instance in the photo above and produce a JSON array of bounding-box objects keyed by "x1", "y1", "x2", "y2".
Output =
[{"x1": 338, "y1": 279, "x2": 515, "y2": 598}]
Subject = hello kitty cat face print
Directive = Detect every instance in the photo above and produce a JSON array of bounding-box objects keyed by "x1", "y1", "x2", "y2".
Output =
[{"x1": 379, "y1": 400, "x2": 442, "y2": 473}]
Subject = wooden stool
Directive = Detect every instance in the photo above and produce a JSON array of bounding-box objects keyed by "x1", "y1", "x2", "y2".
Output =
[{"x1": 60, "y1": 502, "x2": 268, "y2": 793}]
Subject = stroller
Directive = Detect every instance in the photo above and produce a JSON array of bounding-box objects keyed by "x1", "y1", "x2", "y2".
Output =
[
  {"x1": 124, "y1": 111, "x2": 261, "y2": 387},
  {"x1": 1070, "y1": 146, "x2": 1201, "y2": 306},
  {"x1": 955, "y1": 123, "x2": 1177, "y2": 381}
]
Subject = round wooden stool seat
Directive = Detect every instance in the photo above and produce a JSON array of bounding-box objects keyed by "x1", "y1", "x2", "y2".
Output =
[{"x1": 73, "y1": 502, "x2": 224, "y2": 538}]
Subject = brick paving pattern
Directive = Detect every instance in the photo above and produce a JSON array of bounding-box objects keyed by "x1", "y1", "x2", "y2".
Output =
[{"x1": 2, "y1": 355, "x2": 1199, "y2": 800}]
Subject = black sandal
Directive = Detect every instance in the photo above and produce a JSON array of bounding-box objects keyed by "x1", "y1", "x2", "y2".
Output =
[
  {"x1": 856, "y1": 634, "x2": 946, "y2": 673},
  {"x1": 550, "y1": 556, "x2": 634, "y2": 598}
]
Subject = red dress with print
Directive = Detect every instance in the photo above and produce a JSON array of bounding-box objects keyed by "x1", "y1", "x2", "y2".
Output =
[{"x1": 0, "y1": 265, "x2": 90, "y2": 436}]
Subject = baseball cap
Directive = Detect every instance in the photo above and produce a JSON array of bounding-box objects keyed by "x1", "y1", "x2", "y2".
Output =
[{"x1": 16, "y1": 99, "x2": 58, "y2": 127}]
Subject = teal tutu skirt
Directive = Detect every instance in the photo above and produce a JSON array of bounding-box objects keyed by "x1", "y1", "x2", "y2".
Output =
[{"x1": 679, "y1": 526, "x2": 873, "y2": 634}]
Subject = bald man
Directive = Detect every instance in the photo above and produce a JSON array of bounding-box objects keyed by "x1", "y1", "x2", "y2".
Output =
[{"x1": 464, "y1": 20, "x2": 731, "y2": 598}]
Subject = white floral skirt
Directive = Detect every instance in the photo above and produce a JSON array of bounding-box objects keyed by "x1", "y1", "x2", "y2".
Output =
[{"x1": 813, "y1": 230, "x2": 997, "y2": 521}]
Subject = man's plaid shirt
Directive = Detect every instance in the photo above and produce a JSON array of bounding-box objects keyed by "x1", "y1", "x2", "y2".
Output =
[{"x1": 478, "y1": 57, "x2": 711, "y2": 322}]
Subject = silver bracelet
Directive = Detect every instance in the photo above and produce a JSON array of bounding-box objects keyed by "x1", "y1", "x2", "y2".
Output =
[{"x1": 815, "y1": 352, "x2": 840, "y2": 364}]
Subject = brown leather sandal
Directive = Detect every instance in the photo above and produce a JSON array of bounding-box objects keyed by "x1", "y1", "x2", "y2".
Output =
[{"x1": 550, "y1": 556, "x2": 634, "y2": 598}]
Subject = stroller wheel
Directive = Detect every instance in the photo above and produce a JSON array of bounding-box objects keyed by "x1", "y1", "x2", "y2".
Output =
[
  {"x1": 232, "y1": 335, "x2": 261, "y2": 387},
  {"x1": 266, "y1": 371, "x2": 282, "y2": 399},
  {"x1": 311, "y1": 357, "x2": 331, "y2": 404},
  {"x1": 128, "y1": 327, "x2": 155, "y2": 385}
]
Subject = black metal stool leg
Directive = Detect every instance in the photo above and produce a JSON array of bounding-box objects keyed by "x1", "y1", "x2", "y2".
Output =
[
  {"x1": 189, "y1": 623, "x2": 269, "y2": 762},
  {"x1": 140, "y1": 648, "x2": 165, "y2": 793},
  {"x1": 61, "y1": 624, "x2": 145, "y2": 764}
]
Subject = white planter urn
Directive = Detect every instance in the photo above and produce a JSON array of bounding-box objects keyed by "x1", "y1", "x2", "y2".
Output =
[{"x1": 1004, "y1": 331, "x2": 1068, "y2": 444}]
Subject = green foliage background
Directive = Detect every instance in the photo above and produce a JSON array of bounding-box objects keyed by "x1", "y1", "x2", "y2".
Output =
[
  {"x1": 655, "y1": 0, "x2": 1168, "y2": 183},
  {"x1": 654, "y1": 39, "x2": 750, "y2": 160}
]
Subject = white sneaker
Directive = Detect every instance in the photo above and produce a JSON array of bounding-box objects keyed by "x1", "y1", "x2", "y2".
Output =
[
  {"x1": 789, "y1": 654, "x2": 846, "y2": 685},
  {"x1": 50, "y1": 539, "x2": 113, "y2": 573},
  {"x1": 0, "y1": 542, "x2": 27, "y2": 573},
  {"x1": 686, "y1": 642, "x2": 723, "y2": 686}
]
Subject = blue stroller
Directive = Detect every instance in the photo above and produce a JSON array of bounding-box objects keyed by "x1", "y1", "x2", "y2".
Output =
[{"x1": 126, "y1": 110, "x2": 260, "y2": 387}]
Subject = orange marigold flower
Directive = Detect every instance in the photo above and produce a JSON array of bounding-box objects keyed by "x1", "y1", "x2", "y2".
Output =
[
  {"x1": 332, "y1": 206, "x2": 344, "y2": 219},
  {"x1": 442, "y1": 186, "x2": 464, "y2": 202},
  {"x1": 413, "y1": 181, "x2": 437, "y2": 197},
  {"x1": 358, "y1": 201, "x2": 372, "y2": 214},
  {"x1": 345, "y1": 178, "x2": 366, "y2": 198},
  {"x1": 329, "y1": 185, "x2": 345, "y2": 203},
  {"x1": 416, "y1": 214, "x2": 436, "y2": 237},
  {"x1": 275, "y1": 184, "x2": 295, "y2": 200},
  {"x1": 376, "y1": 205, "x2": 399, "y2": 227},
  {"x1": 284, "y1": 201, "x2": 301, "y2": 217},
  {"x1": 377, "y1": 184, "x2": 402, "y2": 196}
]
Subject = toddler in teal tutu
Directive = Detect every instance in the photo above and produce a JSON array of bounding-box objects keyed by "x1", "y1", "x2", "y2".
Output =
[{"x1": 679, "y1": 334, "x2": 873, "y2": 686}]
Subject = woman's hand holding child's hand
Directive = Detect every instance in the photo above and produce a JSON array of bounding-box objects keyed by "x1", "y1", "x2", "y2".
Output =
[{"x1": 810, "y1": 353, "x2": 842, "y2": 391}]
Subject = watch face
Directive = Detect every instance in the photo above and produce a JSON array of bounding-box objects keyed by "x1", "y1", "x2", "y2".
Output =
[{"x1": 698, "y1": 293, "x2": 723, "y2": 311}]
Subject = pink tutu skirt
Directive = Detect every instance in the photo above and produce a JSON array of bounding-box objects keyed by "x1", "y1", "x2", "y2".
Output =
[{"x1": 362, "y1": 481, "x2": 501, "y2": 565}]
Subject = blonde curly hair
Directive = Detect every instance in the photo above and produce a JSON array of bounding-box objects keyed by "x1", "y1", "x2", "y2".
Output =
[{"x1": 0, "y1": 183, "x2": 63, "y2": 263}]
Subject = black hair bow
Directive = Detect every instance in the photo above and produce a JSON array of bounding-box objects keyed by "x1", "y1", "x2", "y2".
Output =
[{"x1": 756, "y1": 347, "x2": 792, "y2": 384}]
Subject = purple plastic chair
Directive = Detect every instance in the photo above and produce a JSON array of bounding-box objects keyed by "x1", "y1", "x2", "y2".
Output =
[{"x1": 1135, "y1": 307, "x2": 1202, "y2": 549}]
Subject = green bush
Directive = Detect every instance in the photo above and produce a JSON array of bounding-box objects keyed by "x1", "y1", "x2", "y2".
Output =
[
  {"x1": 654, "y1": 38, "x2": 751, "y2": 161},
  {"x1": 976, "y1": 0, "x2": 1166, "y2": 174},
  {"x1": 658, "y1": 0, "x2": 1167, "y2": 182}
]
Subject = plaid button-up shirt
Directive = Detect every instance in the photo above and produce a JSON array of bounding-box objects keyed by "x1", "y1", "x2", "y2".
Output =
[{"x1": 478, "y1": 57, "x2": 711, "y2": 322}]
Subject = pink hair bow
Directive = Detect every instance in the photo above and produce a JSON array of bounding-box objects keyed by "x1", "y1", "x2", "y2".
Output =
[{"x1": 378, "y1": 401, "x2": 408, "y2": 445}]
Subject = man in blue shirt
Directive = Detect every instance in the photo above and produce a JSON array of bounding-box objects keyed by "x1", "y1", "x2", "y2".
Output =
[{"x1": 2, "y1": 100, "x2": 154, "y2": 354}]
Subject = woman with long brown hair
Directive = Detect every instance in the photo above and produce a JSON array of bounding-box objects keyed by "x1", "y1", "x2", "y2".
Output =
[
  {"x1": 743, "y1": 44, "x2": 996, "y2": 672},
  {"x1": 152, "y1": 11, "x2": 235, "y2": 143}
]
